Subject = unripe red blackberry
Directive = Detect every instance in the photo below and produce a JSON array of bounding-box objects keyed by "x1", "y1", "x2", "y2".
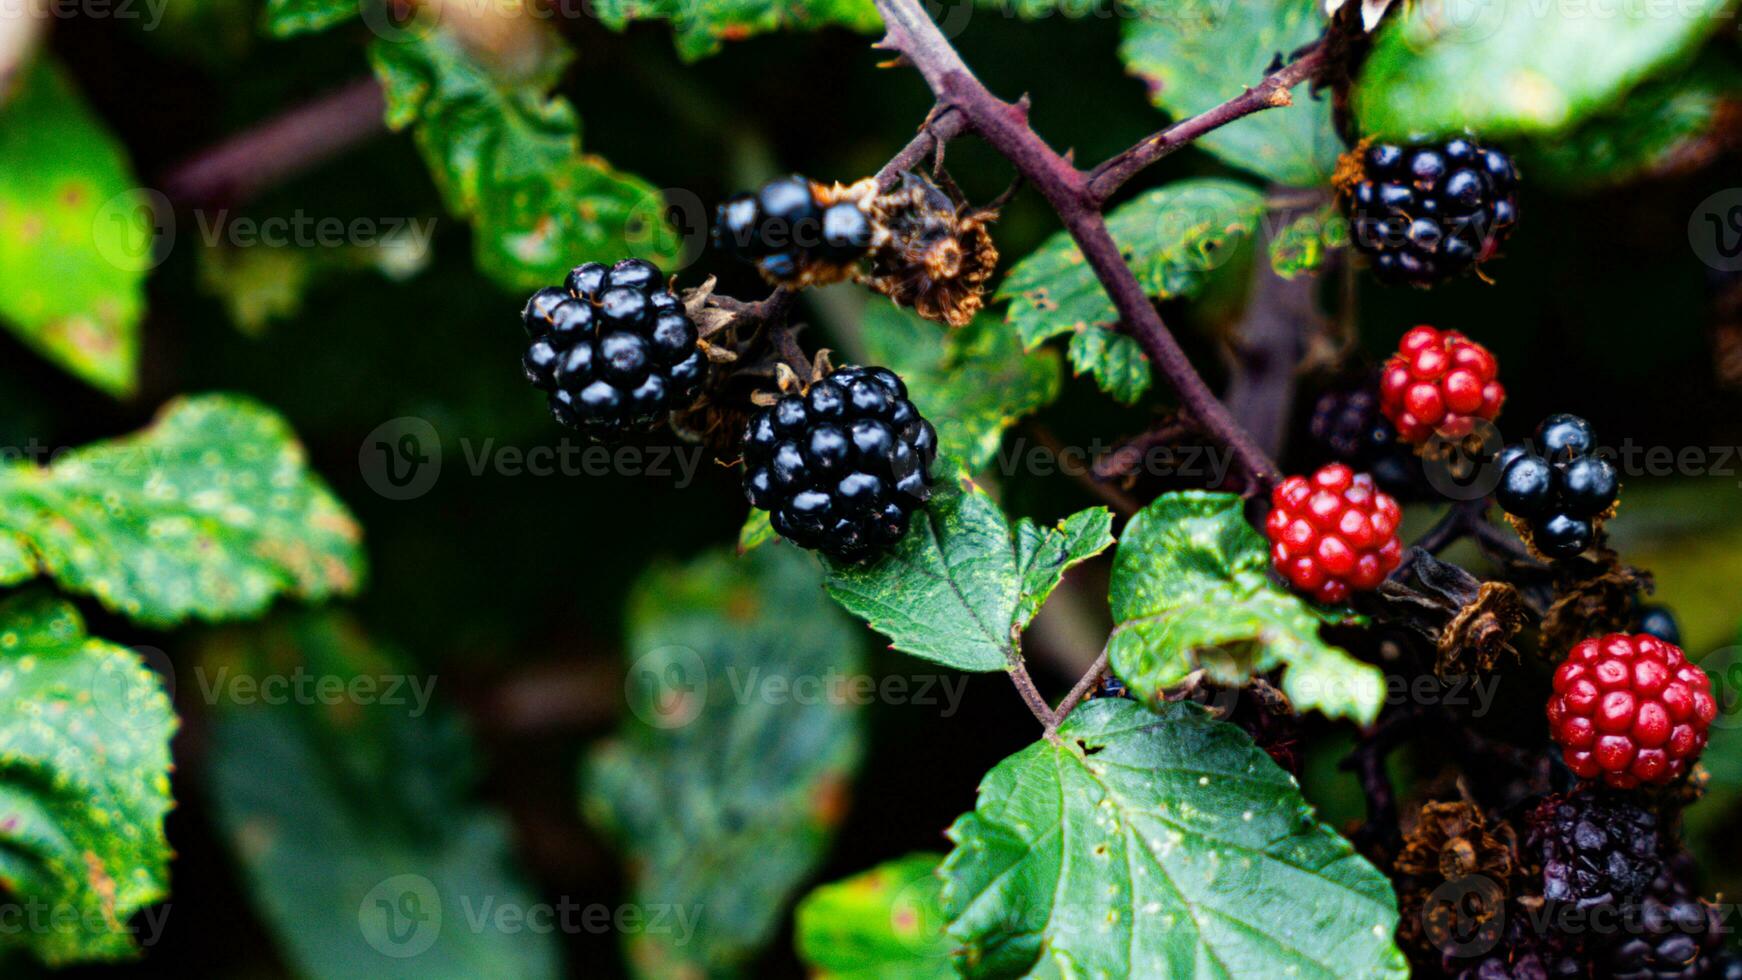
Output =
[
  {"x1": 1265, "y1": 463, "x2": 1404, "y2": 605},
  {"x1": 1342, "y1": 136, "x2": 1519, "y2": 287},
  {"x1": 741, "y1": 366, "x2": 938, "y2": 562},
  {"x1": 521, "y1": 259, "x2": 704, "y2": 438},
  {"x1": 1547, "y1": 633, "x2": 1716, "y2": 788},
  {"x1": 1378, "y1": 325, "x2": 1505, "y2": 444}
]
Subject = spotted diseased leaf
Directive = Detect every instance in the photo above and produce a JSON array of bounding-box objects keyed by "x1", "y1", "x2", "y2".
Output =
[
  {"x1": 998, "y1": 180, "x2": 1264, "y2": 403},
  {"x1": 1356, "y1": 0, "x2": 1736, "y2": 139},
  {"x1": 941, "y1": 698, "x2": 1407, "y2": 979},
  {"x1": 261, "y1": 0, "x2": 355, "y2": 37},
  {"x1": 1107, "y1": 492, "x2": 1384, "y2": 724},
  {"x1": 824, "y1": 472, "x2": 1112, "y2": 673},
  {"x1": 0, "y1": 394, "x2": 365, "y2": 627},
  {"x1": 592, "y1": 0, "x2": 880, "y2": 60},
  {"x1": 795, "y1": 853, "x2": 955, "y2": 980},
  {"x1": 1120, "y1": 0, "x2": 1341, "y2": 185},
  {"x1": 859, "y1": 303, "x2": 1061, "y2": 471},
  {"x1": 0, "y1": 56, "x2": 145, "y2": 396},
  {"x1": 0, "y1": 593, "x2": 175, "y2": 965},
  {"x1": 581, "y1": 547, "x2": 866, "y2": 978},
  {"x1": 203, "y1": 614, "x2": 558, "y2": 978},
  {"x1": 369, "y1": 25, "x2": 678, "y2": 292}
]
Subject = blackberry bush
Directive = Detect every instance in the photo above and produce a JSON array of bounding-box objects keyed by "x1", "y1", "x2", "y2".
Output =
[
  {"x1": 521, "y1": 259, "x2": 706, "y2": 437},
  {"x1": 741, "y1": 366, "x2": 939, "y2": 561},
  {"x1": 1342, "y1": 136, "x2": 1520, "y2": 287}
]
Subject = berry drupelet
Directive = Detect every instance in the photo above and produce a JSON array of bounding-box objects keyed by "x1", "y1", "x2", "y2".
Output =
[
  {"x1": 1265, "y1": 463, "x2": 1404, "y2": 605},
  {"x1": 1342, "y1": 136, "x2": 1519, "y2": 287},
  {"x1": 1495, "y1": 415, "x2": 1619, "y2": 560},
  {"x1": 1379, "y1": 325, "x2": 1505, "y2": 444},
  {"x1": 714, "y1": 175, "x2": 877, "y2": 287},
  {"x1": 1547, "y1": 633, "x2": 1716, "y2": 788},
  {"x1": 741, "y1": 366, "x2": 938, "y2": 562},
  {"x1": 521, "y1": 259, "x2": 705, "y2": 438}
]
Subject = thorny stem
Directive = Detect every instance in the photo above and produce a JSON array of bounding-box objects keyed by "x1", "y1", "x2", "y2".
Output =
[
  {"x1": 162, "y1": 78, "x2": 387, "y2": 206},
  {"x1": 1085, "y1": 44, "x2": 1330, "y2": 205},
  {"x1": 873, "y1": 0, "x2": 1281, "y2": 499},
  {"x1": 872, "y1": 0, "x2": 1321, "y2": 727}
]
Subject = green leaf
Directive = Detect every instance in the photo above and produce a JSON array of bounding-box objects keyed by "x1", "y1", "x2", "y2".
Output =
[
  {"x1": 202, "y1": 613, "x2": 558, "y2": 978},
  {"x1": 262, "y1": 0, "x2": 355, "y2": 37},
  {"x1": 581, "y1": 546, "x2": 866, "y2": 978},
  {"x1": 592, "y1": 0, "x2": 880, "y2": 60},
  {"x1": 1356, "y1": 0, "x2": 1736, "y2": 139},
  {"x1": 795, "y1": 853, "x2": 956, "y2": 980},
  {"x1": 997, "y1": 180, "x2": 1265, "y2": 404},
  {"x1": 1518, "y1": 60, "x2": 1742, "y2": 192},
  {"x1": 941, "y1": 698, "x2": 1407, "y2": 979},
  {"x1": 0, "y1": 55, "x2": 145, "y2": 396},
  {"x1": 1120, "y1": 0, "x2": 1341, "y2": 185},
  {"x1": 0, "y1": 394, "x2": 365, "y2": 627},
  {"x1": 369, "y1": 25, "x2": 679, "y2": 292},
  {"x1": 738, "y1": 508, "x2": 777, "y2": 553},
  {"x1": 824, "y1": 472, "x2": 1112, "y2": 673},
  {"x1": 1107, "y1": 492, "x2": 1384, "y2": 724},
  {"x1": 1269, "y1": 203, "x2": 1344, "y2": 280},
  {"x1": 0, "y1": 593, "x2": 175, "y2": 965},
  {"x1": 859, "y1": 302, "x2": 1061, "y2": 471}
]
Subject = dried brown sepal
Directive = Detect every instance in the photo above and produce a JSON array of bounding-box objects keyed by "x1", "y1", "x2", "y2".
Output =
[
  {"x1": 1332, "y1": 138, "x2": 1373, "y2": 198},
  {"x1": 1437, "y1": 581, "x2": 1529, "y2": 678},
  {"x1": 863, "y1": 170, "x2": 1000, "y2": 327},
  {"x1": 1538, "y1": 547, "x2": 1655, "y2": 658},
  {"x1": 1393, "y1": 799, "x2": 1519, "y2": 957}
]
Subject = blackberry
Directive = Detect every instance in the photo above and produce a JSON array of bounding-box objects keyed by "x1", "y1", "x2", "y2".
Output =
[
  {"x1": 1307, "y1": 383, "x2": 1428, "y2": 499},
  {"x1": 1602, "y1": 860, "x2": 1721, "y2": 980},
  {"x1": 741, "y1": 366, "x2": 938, "y2": 561},
  {"x1": 1091, "y1": 674, "x2": 1130, "y2": 700},
  {"x1": 520, "y1": 259, "x2": 705, "y2": 438},
  {"x1": 1495, "y1": 415, "x2": 1618, "y2": 559},
  {"x1": 1525, "y1": 789, "x2": 1662, "y2": 911},
  {"x1": 1440, "y1": 910, "x2": 1585, "y2": 980},
  {"x1": 714, "y1": 175, "x2": 876, "y2": 287},
  {"x1": 1342, "y1": 136, "x2": 1520, "y2": 287},
  {"x1": 1635, "y1": 605, "x2": 1682, "y2": 646}
]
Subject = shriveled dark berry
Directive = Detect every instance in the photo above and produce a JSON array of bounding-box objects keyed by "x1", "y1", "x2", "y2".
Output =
[
  {"x1": 518, "y1": 259, "x2": 703, "y2": 439},
  {"x1": 1526, "y1": 789, "x2": 1662, "y2": 910}
]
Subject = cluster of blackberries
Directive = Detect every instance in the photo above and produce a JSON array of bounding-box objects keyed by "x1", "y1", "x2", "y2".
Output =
[
  {"x1": 1343, "y1": 136, "x2": 1519, "y2": 287},
  {"x1": 714, "y1": 175, "x2": 875, "y2": 285},
  {"x1": 742, "y1": 366, "x2": 938, "y2": 561},
  {"x1": 521, "y1": 260, "x2": 704, "y2": 438},
  {"x1": 1526, "y1": 790, "x2": 1663, "y2": 910},
  {"x1": 1495, "y1": 414, "x2": 1619, "y2": 559}
]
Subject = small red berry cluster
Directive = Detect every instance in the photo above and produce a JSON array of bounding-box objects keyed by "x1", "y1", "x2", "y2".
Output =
[
  {"x1": 1265, "y1": 463, "x2": 1404, "y2": 605},
  {"x1": 1379, "y1": 324, "x2": 1505, "y2": 445},
  {"x1": 1548, "y1": 633, "x2": 1716, "y2": 788}
]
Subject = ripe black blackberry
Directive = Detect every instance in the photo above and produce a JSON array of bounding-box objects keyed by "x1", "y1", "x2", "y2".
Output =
[
  {"x1": 741, "y1": 366, "x2": 938, "y2": 561},
  {"x1": 1525, "y1": 789, "x2": 1662, "y2": 912},
  {"x1": 520, "y1": 259, "x2": 705, "y2": 438},
  {"x1": 1341, "y1": 136, "x2": 1519, "y2": 287},
  {"x1": 1307, "y1": 383, "x2": 1428, "y2": 499},
  {"x1": 1635, "y1": 604, "x2": 1682, "y2": 646},
  {"x1": 714, "y1": 175, "x2": 876, "y2": 288},
  {"x1": 1602, "y1": 859, "x2": 1721, "y2": 980},
  {"x1": 1495, "y1": 415, "x2": 1619, "y2": 560}
]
